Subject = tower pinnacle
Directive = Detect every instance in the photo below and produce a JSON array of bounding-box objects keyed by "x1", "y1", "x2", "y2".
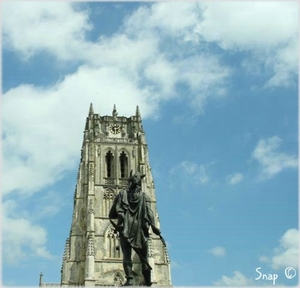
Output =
[
  {"x1": 136, "y1": 105, "x2": 141, "y2": 120},
  {"x1": 112, "y1": 104, "x2": 118, "y2": 117},
  {"x1": 89, "y1": 103, "x2": 94, "y2": 116},
  {"x1": 39, "y1": 272, "x2": 43, "y2": 286}
]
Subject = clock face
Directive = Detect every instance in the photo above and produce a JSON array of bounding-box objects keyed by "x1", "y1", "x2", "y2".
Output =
[{"x1": 110, "y1": 124, "x2": 121, "y2": 134}]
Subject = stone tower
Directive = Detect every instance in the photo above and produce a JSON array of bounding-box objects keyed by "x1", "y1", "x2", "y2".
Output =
[{"x1": 60, "y1": 104, "x2": 172, "y2": 286}]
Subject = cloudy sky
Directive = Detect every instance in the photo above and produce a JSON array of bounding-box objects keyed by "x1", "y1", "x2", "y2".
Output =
[{"x1": 1, "y1": 1, "x2": 299, "y2": 286}]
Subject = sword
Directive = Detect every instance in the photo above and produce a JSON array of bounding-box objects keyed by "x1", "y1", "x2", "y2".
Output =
[
  {"x1": 151, "y1": 225, "x2": 167, "y2": 247},
  {"x1": 158, "y1": 234, "x2": 167, "y2": 247}
]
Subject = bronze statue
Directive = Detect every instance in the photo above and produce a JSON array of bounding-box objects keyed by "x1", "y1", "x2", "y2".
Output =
[{"x1": 109, "y1": 171, "x2": 161, "y2": 286}]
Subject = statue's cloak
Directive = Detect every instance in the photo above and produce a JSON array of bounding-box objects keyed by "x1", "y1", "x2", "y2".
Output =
[{"x1": 109, "y1": 189, "x2": 153, "y2": 249}]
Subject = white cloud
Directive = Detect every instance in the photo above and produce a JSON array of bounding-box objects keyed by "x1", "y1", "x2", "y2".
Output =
[
  {"x1": 208, "y1": 246, "x2": 226, "y2": 257},
  {"x1": 227, "y1": 172, "x2": 244, "y2": 185},
  {"x1": 123, "y1": 1, "x2": 298, "y2": 91},
  {"x1": 259, "y1": 229, "x2": 298, "y2": 271},
  {"x1": 3, "y1": 1, "x2": 297, "y2": 90},
  {"x1": 264, "y1": 37, "x2": 298, "y2": 88},
  {"x1": 197, "y1": 2, "x2": 298, "y2": 87},
  {"x1": 3, "y1": 2, "x2": 232, "y2": 110},
  {"x1": 2, "y1": 2, "x2": 92, "y2": 61},
  {"x1": 2, "y1": 200, "x2": 53, "y2": 265},
  {"x1": 171, "y1": 161, "x2": 213, "y2": 185},
  {"x1": 144, "y1": 55, "x2": 178, "y2": 97},
  {"x1": 175, "y1": 55, "x2": 230, "y2": 113},
  {"x1": 2, "y1": 83, "x2": 80, "y2": 195},
  {"x1": 252, "y1": 136, "x2": 298, "y2": 180},
  {"x1": 213, "y1": 271, "x2": 253, "y2": 286},
  {"x1": 87, "y1": 37, "x2": 230, "y2": 114},
  {"x1": 197, "y1": 2, "x2": 297, "y2": 50},
  {"x1": 3, "y1": 217, "x2": 53, "y2": 265},
  {"x1": 267, "y1": 229, "x2": 298, "y2": 270},
  {"x1": 123, "y1": 2, "x2": 201, "y2": 42},
  {"x1": 88, "y1": 34, "x2": 160, "y2": 80},
  {"x1": 2, "y1": 190, "x2": 65, "y2": 266}
]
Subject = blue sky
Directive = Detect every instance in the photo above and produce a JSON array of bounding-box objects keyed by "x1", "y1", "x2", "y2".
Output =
[{"x1": 1, "y1": 1, "x2": 298, "y2": 286}]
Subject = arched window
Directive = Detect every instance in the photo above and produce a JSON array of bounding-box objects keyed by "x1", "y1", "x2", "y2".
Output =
[
  {"x1": 106, "y1": 225, "x2": 122, "y2": 259},
  {"x1": 119, "y1": 151, "x2": 128, "y2": 178},
  {"x1": 106, "y1": 151, "x2": 114, "y2": 178},
  {"x1": 103, "y1": 189, "x2": 116, "y2": 217}
]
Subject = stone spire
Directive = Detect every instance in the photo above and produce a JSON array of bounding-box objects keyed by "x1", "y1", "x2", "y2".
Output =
[
  {"x1": 39, "y1": 272, "x2": 43, "y2": 286},
  {"x1": 136, "y1": 105, "x2": 144, "y2": 133},
  {"x1": 89, "y1": 103, "x2": 94, "y2": 117},
  {"x1": 136, "y1": 105, "x2": 141, "y2": 121},
  {"x1": 112, "y1": 104, "x2": 118, "y2": 117}
]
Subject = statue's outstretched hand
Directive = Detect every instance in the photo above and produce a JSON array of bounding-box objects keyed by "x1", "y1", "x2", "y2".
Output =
[{"x1": 151, "y1": 225, "x2": 161, "y2": 235}]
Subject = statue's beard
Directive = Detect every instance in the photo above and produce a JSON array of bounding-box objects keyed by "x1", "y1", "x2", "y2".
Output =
[{"x1": 129, "y1": 182, "x2": 141, "y2": 190}]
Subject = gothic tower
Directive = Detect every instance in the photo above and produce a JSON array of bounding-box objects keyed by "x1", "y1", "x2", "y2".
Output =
[{"x1": 60, "y1": 104, "x2": 172, "y2": 286}]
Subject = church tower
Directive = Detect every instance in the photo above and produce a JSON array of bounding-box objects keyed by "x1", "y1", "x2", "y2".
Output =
[{"x1": 60, "y1": 104, "x2": 172, "y2": 286}]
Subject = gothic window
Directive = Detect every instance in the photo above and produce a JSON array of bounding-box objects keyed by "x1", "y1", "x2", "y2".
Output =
[
  {"x1": 103, "y1": 189, "x2": 116, "y2": 217},
  {"x1": 119, "y1": 151, "x2": 128, "y2": 178},
  {"x1": 106, "y1": 150, "x2": 114, "y2": 178},
  {"x1": 106, "y1": 225, "x2": 122, "y2": 259}
]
